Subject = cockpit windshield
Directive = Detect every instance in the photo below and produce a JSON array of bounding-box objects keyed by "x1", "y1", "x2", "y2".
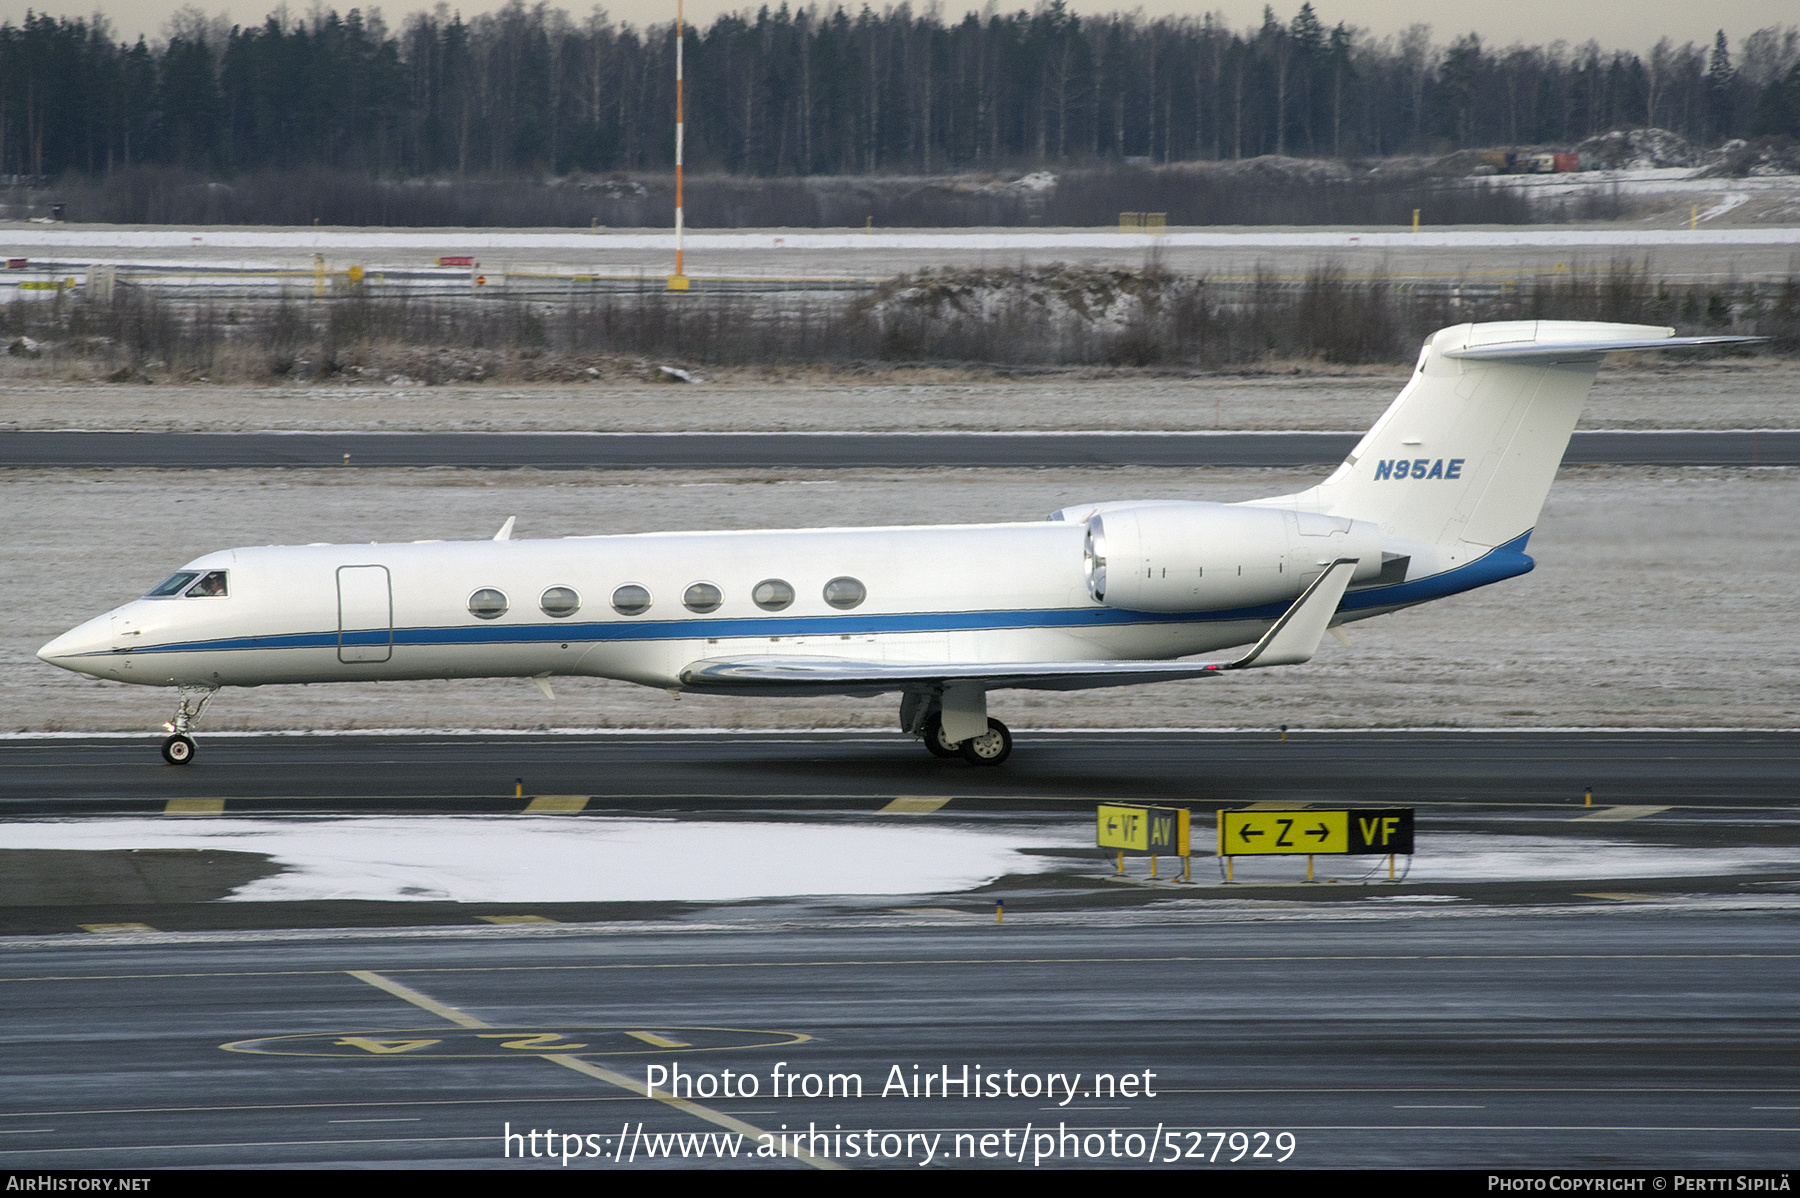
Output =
[
  {"x1": 144, "y1": 570, "x2": 228, "y2": 598},
  {"x1": 145, "y1": 572, "x2": 200, "y2": 597}
]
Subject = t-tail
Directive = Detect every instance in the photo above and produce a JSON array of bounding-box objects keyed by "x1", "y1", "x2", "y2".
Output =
[{"x1": 1251, "y1": 320, "x2": 1758, "y2": 598}]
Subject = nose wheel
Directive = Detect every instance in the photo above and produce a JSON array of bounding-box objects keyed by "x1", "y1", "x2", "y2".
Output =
[{"x1": 158, "y1": 686, "x2": 217, "y2": 765}]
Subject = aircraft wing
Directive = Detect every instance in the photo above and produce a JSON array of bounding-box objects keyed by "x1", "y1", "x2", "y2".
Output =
[{"x1": 679, "y1": 559, "x2": 1358, "y2": 694}]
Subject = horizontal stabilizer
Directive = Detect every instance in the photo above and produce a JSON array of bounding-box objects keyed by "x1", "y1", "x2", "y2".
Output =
[
  {"x1": 1443, "y1": 335, "x2": 1762, "y2": 361},
  {"x1": 679, "y1": 560, "x2": 1359, "y2": 695}
]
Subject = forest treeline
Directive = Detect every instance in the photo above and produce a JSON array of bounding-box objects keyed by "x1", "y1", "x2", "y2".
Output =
[{"x1": 3, "y1": 2, "x2": 1800, "y2": 182}]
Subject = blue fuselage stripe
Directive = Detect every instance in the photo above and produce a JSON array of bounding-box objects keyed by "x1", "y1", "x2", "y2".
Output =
[{"x1": 128, "y1": 535, "x2": 1535, "y2": 657}]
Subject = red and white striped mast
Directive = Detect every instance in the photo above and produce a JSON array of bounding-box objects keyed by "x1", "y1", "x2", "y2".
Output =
[{"x1": 668, "y1": 0, "x2": 689, "y2": 290}]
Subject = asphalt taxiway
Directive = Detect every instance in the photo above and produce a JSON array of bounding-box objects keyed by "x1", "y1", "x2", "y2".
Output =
[
  {"x1": 2, "y1": 731, "x2": 1792, "y2": 816},
  {"x1": 2, "y1": 730, "x2": 1796, "y2": 1169},
  {"x1": 1, "y1": 916, "x2": 1797, "y2": 1169},
  {"x1": 3, "y1": 429, "x2": 1796, "y2": 469}
]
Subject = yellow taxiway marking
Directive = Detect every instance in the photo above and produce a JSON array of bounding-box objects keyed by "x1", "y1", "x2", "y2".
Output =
[
  {"x1": 880, "y1": 795, "x2": 953, "y2": 814},
  {"x1": 163, "y1": 798, "x2": 224, "y2": 815},
  {"x1": 1237, "y1": 801, "x2": 1313, "y2": 811},
  {"x1": 347, "y1": 970, "x2": 841, "y2": 1171},
  {"x1": 622, "y1": 1030, "x2": 693, "y2": 1048},
  {"x1": 77, "y1": 923, "x2": 156, "y2": 934},
  {"x1": 523, "y1": 795, "x2": 589, "y2": 813},
  {"x1": 1575, "y1": 805, "x2": 1673, "y2": 822},
  {"x1": 1575, "y1": 893, "x2": 1672, "y2": 903},
  {"x1": 475, "y1": 915, "x2": 557, "y2": 925}
]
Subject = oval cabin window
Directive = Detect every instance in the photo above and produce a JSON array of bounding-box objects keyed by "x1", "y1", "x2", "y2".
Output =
[
  {"x1": 752, "y1": 579, "x2": 795, "y2": 611},
  {"x1": 823, "y1": 576, "x2": 866, "y2": 610},
  {"x1": 540, "y1": 586, "x2": 581, "y2": 618},
  {"x1": 611, "y1": 584, "x2": 652, "y2": 616},
  {"x1": 468, "y1": 588, "x2": 509, "y2": 620},
  {"x1": 683, "y1": 582, "x2": 723, "y2": 613}
]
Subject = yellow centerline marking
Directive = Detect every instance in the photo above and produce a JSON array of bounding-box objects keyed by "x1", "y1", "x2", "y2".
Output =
[
  {"x1": 475, "y1": 915, "x2": 557, "y2": 925},
  {"x1": 346, "y1": 970, "x2": 841, "y2": 1170}
]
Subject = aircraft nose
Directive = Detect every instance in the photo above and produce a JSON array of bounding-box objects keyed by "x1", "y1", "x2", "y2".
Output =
[{"x1": 37, "y1": 617, "x2": 111, "y2": 673}]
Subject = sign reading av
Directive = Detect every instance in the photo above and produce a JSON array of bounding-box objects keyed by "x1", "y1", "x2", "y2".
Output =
[
  {"x1": 1097, "y1": 804, "x2": 1191, "y2": 856},
  {"x1": 1217, "y1": 808, "x2": 1413, "y2": 857}
]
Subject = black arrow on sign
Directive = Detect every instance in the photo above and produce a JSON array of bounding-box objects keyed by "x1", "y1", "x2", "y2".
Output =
[
  {"x1": 1306, "y1": 824, "x2": 1330, "y2": 841},
  {"x1": 1238, "y1": 826, "x2": 1264, "y2": 842}
]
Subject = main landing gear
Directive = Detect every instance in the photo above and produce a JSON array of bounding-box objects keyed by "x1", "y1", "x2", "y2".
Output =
[
  {"x1": 918, "y1": 713, "x2": 1014, "y2": 767},
  {"x1": 160, "y1": 686, "x2": 217, "y2": 766}
]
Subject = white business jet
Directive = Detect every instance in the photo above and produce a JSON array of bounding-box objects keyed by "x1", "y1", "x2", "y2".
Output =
[{"x1": 39, "y1": 320, "x2": 1752, "y2": 765}]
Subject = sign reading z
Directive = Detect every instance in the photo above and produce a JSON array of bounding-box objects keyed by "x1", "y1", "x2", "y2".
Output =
[{"x1": 1374, "y1": 458, "x2": 1464, "y2": 481}]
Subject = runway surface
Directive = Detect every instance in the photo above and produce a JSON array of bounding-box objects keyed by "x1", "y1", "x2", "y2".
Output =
[
  {"x1": 3, "y1": 731, "x2": 1794, "y2": 816},
  {"x1": 9, "y1": 223, "x2": 1800, "y2": 286},
  {"x1": 5, "y1": 429, "x2": 1796, "y2": 469},
  {"x1": 1, "y1": 916, "x2": 1797, "y2": 1168}
]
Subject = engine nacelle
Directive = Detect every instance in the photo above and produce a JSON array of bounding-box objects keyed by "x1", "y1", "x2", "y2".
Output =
[{"x1": 1082, "y1": 502, "x2": 1383, "y2": 612}]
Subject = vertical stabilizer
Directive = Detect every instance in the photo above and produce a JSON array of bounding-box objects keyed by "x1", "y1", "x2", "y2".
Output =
[{"x1": 1255, "y1": 321, "x2": 1679, "y2": 552}]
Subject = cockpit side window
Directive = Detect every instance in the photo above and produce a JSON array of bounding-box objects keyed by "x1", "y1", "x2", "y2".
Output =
[
  {"x1": 184, "y1": 570, "x2": 229, "y2": 598},
  {"x1": 145, "y1": 571, "x2": 200, "y2": 598}
]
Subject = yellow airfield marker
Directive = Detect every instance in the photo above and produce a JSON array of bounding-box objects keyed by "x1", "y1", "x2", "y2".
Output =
[
  {"x1": 163, "y1": 798, "x2": 224, "y2": 815},
  {"x1": 880, "y1": 795, "x2": 952, "y2": 814},
  {"x1": 80, "y1": 922, "x2": 157, "y2": 933},
  {"x1": 1575, "y1": 805, "x2": 1673, "y2": 822},
  {"x1": 476, "y1": 915, "x2": 557, "y2": 925},
  {"x1": 523, "y1": 795, "x2": 589, "y2": 813}
]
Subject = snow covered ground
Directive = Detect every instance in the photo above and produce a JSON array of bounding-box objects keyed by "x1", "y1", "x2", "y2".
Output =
[{"x1": 0, "y1": 816, "x2": 1787, "y2": 904}]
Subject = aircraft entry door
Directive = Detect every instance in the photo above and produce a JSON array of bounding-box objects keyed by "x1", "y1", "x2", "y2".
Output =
[{"x1": 337, "y1": 565, "x2": 393, "y2": 663}]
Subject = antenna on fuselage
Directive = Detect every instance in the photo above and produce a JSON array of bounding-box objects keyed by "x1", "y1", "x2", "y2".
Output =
[{"x1": 493, "y1": 516, "x2": 516, "y2": 541}]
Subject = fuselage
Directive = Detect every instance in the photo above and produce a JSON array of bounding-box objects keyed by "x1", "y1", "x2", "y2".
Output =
[
  {"x1": 36, "y1": 514, "x2": 1531, "y2": 694},
  {"x1": 36, "y1": 522, "x2": 1246, "y2": 690}
]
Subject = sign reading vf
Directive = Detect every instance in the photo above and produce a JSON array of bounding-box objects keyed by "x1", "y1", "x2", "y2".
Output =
[{"x1": 1217, "y1": 808, "x2": 1413, "y2": 856}]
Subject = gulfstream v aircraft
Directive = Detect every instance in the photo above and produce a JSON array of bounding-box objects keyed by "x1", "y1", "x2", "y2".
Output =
[{"x1": 38, "y1": 320, "x2": 1753, "y2": 765}]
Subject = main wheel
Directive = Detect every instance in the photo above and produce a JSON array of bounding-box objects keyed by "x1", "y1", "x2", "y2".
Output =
[
  {"x1": 919, "y1": 714, "x2": 959, "y2": 758},
  {"x1": 957, "y1": 718, "x2": 1012, "y2": 767},
  {"x1": 161, "y1": 734, "x2": 196, "y2": 765}
]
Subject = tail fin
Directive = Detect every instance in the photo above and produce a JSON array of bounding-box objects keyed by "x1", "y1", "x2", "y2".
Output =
[{"x1": 1260, "y1": 321, "x2": 1750, "y2": 553}]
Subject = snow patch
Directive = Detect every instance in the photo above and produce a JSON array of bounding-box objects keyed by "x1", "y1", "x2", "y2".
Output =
[{"x1": 0, "y1": 816, "x2": 1082, "y2": 903}]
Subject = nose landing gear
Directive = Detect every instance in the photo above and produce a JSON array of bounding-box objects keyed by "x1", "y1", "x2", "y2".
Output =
[{"x1": 160, "y1": 686, "x2": 217, "y2": 765}]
